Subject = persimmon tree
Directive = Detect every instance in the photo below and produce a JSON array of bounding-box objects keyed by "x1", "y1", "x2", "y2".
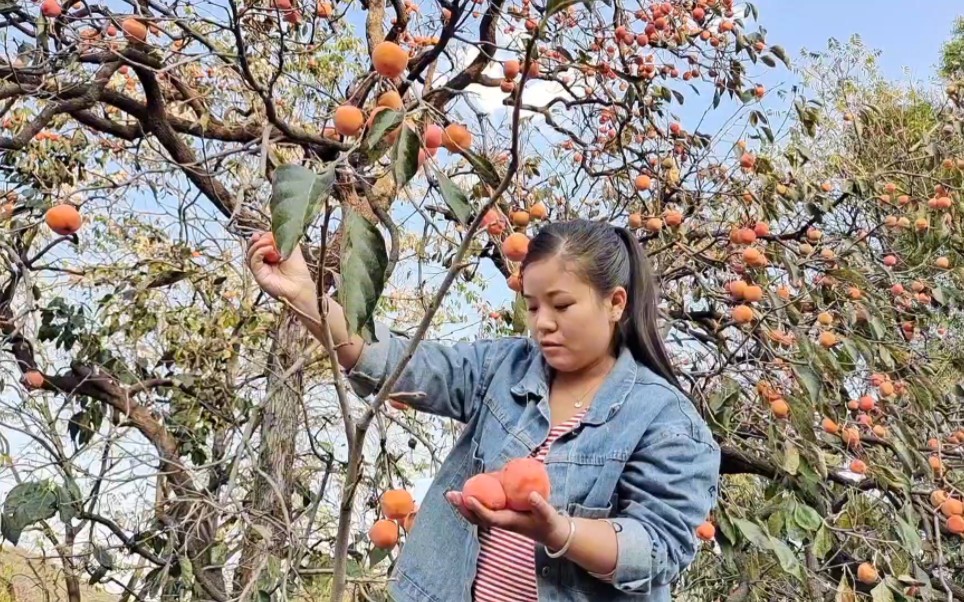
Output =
[{"x1": 1, "y1": 0, "x2": 963, "y2": 599}]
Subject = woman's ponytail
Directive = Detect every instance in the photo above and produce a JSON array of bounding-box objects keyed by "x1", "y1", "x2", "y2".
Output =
[{"x1": 612, "y1": 227, "x2": 683, "y2": 391}]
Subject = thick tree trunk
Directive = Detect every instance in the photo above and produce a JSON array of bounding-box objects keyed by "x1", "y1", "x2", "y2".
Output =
[{"x1": 234, "y1": 310, "x2": 307, "y2": 597}]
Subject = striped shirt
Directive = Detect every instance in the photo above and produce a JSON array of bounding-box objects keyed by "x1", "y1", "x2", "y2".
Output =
[{"x1": 472, "y1": 410, "x2": 588, "y2": 602}]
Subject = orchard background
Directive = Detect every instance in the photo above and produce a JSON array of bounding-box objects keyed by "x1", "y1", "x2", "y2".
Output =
[{"x1": 1, "y1": 0, "x2": 964, "y2": 599}]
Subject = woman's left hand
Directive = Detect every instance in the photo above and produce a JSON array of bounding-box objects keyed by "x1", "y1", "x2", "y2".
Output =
[{"x1": 445, "y1": 490, "x2": 571, "y2": 550}]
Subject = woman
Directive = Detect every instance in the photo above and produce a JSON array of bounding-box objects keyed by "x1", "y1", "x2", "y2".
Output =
[{"x1": 247, "y1": 218, "x2": 721, "y2": 602}]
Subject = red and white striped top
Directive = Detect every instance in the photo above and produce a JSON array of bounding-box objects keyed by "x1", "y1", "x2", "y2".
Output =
[{"x1": 472, "y1": 410, "x2": 587, "y2": 602}]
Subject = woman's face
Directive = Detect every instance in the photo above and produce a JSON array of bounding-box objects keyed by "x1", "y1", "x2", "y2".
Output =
[{"x1": 522, "y1": 256, "x2": 627, "y2": 373}]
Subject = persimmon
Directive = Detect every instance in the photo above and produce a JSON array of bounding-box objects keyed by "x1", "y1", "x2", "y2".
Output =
[
  {"x1": 696, "y1": 521, "x2": 715, "y2": 541},
  {"x1": 40, "y1": 0, "x2": 61, "y2": 17},
  {"x1": 122, "y1": 18, "x2": 148, "y2": 43},
  {"x1": 634, "y1": 174, "x2": 652, "y2": 190},
  {"x1": 377, "y1": 90, "x2": 404, "y2": 110},
  {"x1": 501, "y1": 458, "x2": 550, "y2": 511},
  {"x1": 818, "y1": 331, "x2": 837, "y2": 349},
  {"x1": 948, "y1": 515, "x2": 964, "y2": 535},
  {"x1": 423, "y1": 124, "x2": 443, "y2": 149},
  {"x1": 821, "y1": 418, "x2": 838, "y2": 434},
  {"x1": 333, "y1": 105, "x2": 365, "y2": 136},
  {"x1": 316, "y1": 0, "x2": 332, "y2": 17},
  {"x1": 742, "y1": 285, "x2": 763, "y2": 303},
  {"x1": 644, "y1": 217, "x2": 663, "y2": 232},
  {"x1": 850, "y1": 459, "x2": 867, "y2": 474},
  {"x1": 529, "y1": 201, "x2": 548, "y2": 220},
  {"x1": 628, "y1": 213, "x2": 644, "y2": 229},
  {"x1": 731, "y1": 305, "x2": 753, "y2": 324},
  {"x1": 664, "y1": 210, "x2": 683, "y2": 227},
  {"x1": 463, "y1": 473, "x2": 507, "y2": 510},
  {"x1": 507, "y1": 273, "x2": 522, "y2": 292},
  {"x1": 23, "y1": 370, "x2": 44, "y2": 389},
  {"x1": 941, "y1": 498, "x2": 964, "y2": 517},
  {"x1": 369, "y1": 519, "x2": 399, "y2": 549},
  {"x1": 841, "y1": 427, "x2": 861, "y2": 448},
  {"x1": 372, "y1": 41, "x2": 408, "y2": 78},
  {"x1": 441, "y1": 124, "x2": 472, "y2": 152},
  {"x1": 503, "y1": 60, "x2": 520, "y2": 79},
  {"x1": 45, "y1": 204, "x2": 82, "y2": 235},
  {"x1": 935, "y1": 256, "x2": 950, "y2": 269},
  {"x1": 381, "y1": 489, "x2": 415, "y2": 519},
  {"x1": 511, "y1": 210, "x2": 530, "y2": 227},
  {"x1": 728, "y1": 281, "x2": 747, "y2": 299},
  {"x1": 856, "y1": 563, "x2": 878, "y2": 585},
  {"x1": 770, "y1": 399, "x2": 789, "y2": 419},
  {"x1": 817, "y1": 312, "x2": 833, "y2": 326},
  {"x1": 502, "y1": 233, "x2": 530, "y2": 262},
  {"x1": 261, "y1": 233, "x2": 282, "y2": 264}
]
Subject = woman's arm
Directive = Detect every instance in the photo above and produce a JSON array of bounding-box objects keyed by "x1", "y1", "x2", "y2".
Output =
[
  {"x1": 544, "y1": 422, "x2": 719, "y2": 589},
  {"x1": 290, "y1": 290, "x2": 506, "y2": 423},
  {"x1": 290, "y1": 290, "x2": 365, "y2": 370}
]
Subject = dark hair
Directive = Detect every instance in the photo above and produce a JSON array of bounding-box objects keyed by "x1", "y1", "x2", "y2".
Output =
[{"x1": 520, "y1": 219, "x2": 682, "y2": 391}]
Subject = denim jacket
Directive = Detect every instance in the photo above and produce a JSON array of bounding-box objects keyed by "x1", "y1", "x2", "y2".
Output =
[{"x1": 347, "y1": 328, "x2": 721, "y2": 602}]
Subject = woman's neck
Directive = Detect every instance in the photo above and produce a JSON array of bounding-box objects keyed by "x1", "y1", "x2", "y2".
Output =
[{"x1": 551, "y1": 353, "x2": 617, "y2": 388}]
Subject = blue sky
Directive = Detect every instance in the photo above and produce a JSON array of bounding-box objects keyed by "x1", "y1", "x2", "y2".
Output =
[{"x1": 754, "y1": 0, "x2": 960, "y2": 80}]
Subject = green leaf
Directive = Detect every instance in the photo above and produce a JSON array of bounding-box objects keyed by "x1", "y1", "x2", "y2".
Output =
[
  {"x1": 270, "y1": 164, "x2": 335, "y2": 259},
  {"x1": 870, "y1": 582, "x2": 895, "y2": 602},
  {"x1": 337, "y1": 209, "x2": 388, "y2": 343},
  {"x1": 783, "y1": 440, "x2": 800, "y2": 475},
  {"x1": 369, "y1": 545, "x2": 391, "y2": 568},
  {"x1": 93, "y1": 544, "x2": 114, "y2": 570},
  {"x1": 932, "y1": 287, "x2": 946, "y2": 306},
  {"x1": 709, "y1": 376, "x2": 740, "y2": 413},
  {"x1": 393, "y1": 124, "x2": 420, "y2": 189},
  {"x1": 769, "y1": 536, "x2": 803, "y2": 581},
  {"x1": 364, "y1": 109, "x2": 404, "y2": 150},
  {"x1": 813, "y1": 524, "x2": 834, "y2": 559},
  {"x1": 512, "y1": 292, "x2": 527, "y2": 334},
  {"x1": 793, "y1": 503, "x2": 822, "y2": 532},
  {"x1": 760, "y1": 54, "x2": 776, "y2": 68},
  {"x1": 869, "y1": 317, "x2": 887, "y2": 340},
  {"x1": 1, "y1": 481, "x2": 61, "y2": 545},
  {"x1": 895, "y1": 516, "x2": 922, "y2": 556},
  {"x1": 463, "y1": 151, "x2": 501, "y2": 187},
  {"x1": 57, "y1": 481, "x2": 81, "y2": 524},
  {"x1": 769, "y1": 45, "x2": 789, "y2": 67},
  {"x1": 434, "y1": 169, "x2": 472, "y2": 224},
  {"x1": 733, "y1": 518, "x2": 770, "y2": 548},
  {"x1": 794, "y1": 364, "x2": 821, "y2": 403},
  {"x1": 545, "y1": 0, "x2": 582, "y2": 17}
]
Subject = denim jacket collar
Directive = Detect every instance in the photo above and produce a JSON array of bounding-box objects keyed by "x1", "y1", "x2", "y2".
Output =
[{"x1": 510, "y1": 341, "x2": 639, "y2": 426}]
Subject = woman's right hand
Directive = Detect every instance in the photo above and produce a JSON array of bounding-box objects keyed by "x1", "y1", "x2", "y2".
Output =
[{"x1": 246, "y1": 231, "x2": 316, "y2": 307}]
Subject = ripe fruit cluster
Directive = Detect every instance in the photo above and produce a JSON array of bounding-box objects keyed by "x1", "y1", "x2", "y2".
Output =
[
  {"x1": 460, "y1": 457, "x2": 551, "y2": 512},
  {"x1": 368, "y1": 489, "x2": 417, "y2": 549}
]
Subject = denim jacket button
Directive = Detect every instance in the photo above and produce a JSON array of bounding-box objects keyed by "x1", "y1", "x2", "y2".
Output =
[{"x1": 541, "y1": 566, "x2": 550, "y2": 577}]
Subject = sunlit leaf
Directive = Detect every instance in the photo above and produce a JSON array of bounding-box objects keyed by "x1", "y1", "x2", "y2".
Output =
[
  {"x1": 337, "y1": 209, "x2": 388, "y2": 343},
  {"x1": 270, "y1": 164, "x2": 335, "y2": 259}
]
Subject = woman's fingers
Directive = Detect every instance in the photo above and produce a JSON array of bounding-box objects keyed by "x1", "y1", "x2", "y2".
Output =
[
  {"x1": 246, "y1": 231, "x2": 272, "y2": 266},
  {"x1": 528, "y1": 492, "x2": 557, "y2": 523},
  {"x1": 446, "y1": 492, "x2": 480, "y2": 525}
]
